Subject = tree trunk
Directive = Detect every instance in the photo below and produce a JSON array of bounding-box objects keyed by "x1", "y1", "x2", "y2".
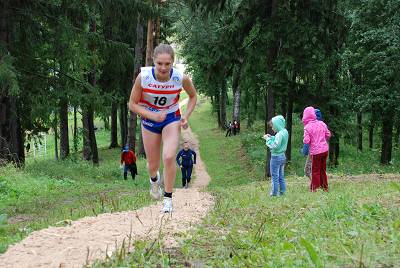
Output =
[
  {"x1": 54, "y1": 114, "x2": 59, "y2": 160},
  {"x1": 138, "y1": 125, "x2": 145, "y2": 157},
  {"x1": 103, "y1": 117, "x2": 109, "y2": 131},
  {"x1": 145, "y1": 19, "x2": 154, "y2": 66},
  {"x1": 120, "y1": 103, "x2": 127, "y2": 146},
  {"x1": 0, "y1": 99, "x2": 24, "y2": 166},
  {"x1": 380, "y1": 109, "x2": 394, "y2": 165},
  {"x1": 59, "y1": 97, "x2": 69, "y2": 159},
  {"x1": 89, "y1": 107, "x2": 98, "y2": 164},
  {"x1": 368, "y1": 121, "x2": 374, "y2": 149},
  {"x1": 82, "y1": 14, "x2": 99, "y2": 164},
  {"x1": 220, "y1": 80, "x2": 227, "y2": 129},
  {"x1": 215, "y1": 90, "x2": 222, "y2": 128},
  {"x1": 286, "y1": 91, "x2": 294, "y2": 162},
  {"x1": 82, "y1": 106, "x2": 98, "y2": 164},
  {"x1": 127, "y1": 15, "x2": 144, "y2": 152},
  {"x1": 73, "y1": 106, "x2": 78, "y2": 152},
  {"x1": 328, "y1": 103, "x2": 340, "y2": 169},
  {"x1": 136, "y1": 17, "x2": 155, "y2": 157},
  {"x1": 356, "y1": 112, "x2": 362, "y2": 151},
  {"x1": 127, "y1": 112, "x2": 137, "y2": 151},
  {"x1": 154, "y1": 17, "x2": 161, "y2": 46},
  {"x1": 0, "y1": 1, "x2": 24, "y2": 167},
  {"x1": 328, "y1": 131, "x2": 340, "y2": 166},
  {"x1": 280, "y1": 95, "x2": 287, "y2": 117},
  {"x1": 232, "y1": 65, "x2": 241, "y2": 124},
  {"x1": 9, "y1": 97, "x2": 24, "y2": 165},
  {"x1": 264, "y1": 0, "x2": 278, "y2": 178},
  {"x1": 109, "y1": 101, "x2": 118, "y2": 148},
  {"x1": 247, "y1": 92, "x2": 258, "y2": 128},
  {"x1": 395, "y1": 119, "x2": 400, "y2": 148},
  {"x1": 265, "y1": 87, "x2": 275, "y2": 178},
  {"x1": 82, "y1": 112, "x2": 91, "y2": 160}
]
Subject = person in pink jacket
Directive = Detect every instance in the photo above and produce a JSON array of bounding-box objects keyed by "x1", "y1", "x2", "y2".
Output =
[{"x1": 302, "y1": 106, "x2": 331, "y2": 191}]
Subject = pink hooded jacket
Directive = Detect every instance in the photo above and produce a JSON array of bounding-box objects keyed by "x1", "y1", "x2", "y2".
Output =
[{"x1": 302, "y1": 106, "x2": 331, "y2": 155}]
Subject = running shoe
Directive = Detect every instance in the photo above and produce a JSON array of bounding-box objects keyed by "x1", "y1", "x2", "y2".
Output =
[
  {"x1": 162, "y1": 196, "x2": 173, "y2": 213},
  {"x1": 149, "y1": 171, "x2": 162, "y2": 200}
]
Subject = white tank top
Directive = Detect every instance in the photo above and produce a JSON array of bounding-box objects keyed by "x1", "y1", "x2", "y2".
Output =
[{"x1": 139, "y1": 66, "x2": 182, "y2": 113}]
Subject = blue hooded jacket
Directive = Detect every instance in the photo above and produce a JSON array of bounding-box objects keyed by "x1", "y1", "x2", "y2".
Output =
[{"x1": 176, "y1": 149, "x2": 197, "y2": 167}]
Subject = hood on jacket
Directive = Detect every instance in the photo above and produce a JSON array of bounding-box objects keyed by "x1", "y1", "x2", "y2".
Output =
[
  {"x1": 315, "y1": 108, "x2": 322, "y2": 121},
  {"x1": 271, "y1": 115, "x2": 286, "y2": 132},
  {"x1": 302, "y1": 106, "x2": 317, "y2": 125}
]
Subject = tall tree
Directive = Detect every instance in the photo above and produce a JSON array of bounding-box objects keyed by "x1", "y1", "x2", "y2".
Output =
[
  {"x1": 127, "y1": 15, "x2": 144, "y2": 152},
  {"x1": 0, "y1": 0, "x2": 24, "y2": 166},
  {"x1": 82, "y1": 8, "x2": 99, "y2": 164}
]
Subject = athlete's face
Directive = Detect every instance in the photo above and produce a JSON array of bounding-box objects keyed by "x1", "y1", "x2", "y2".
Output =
[
  {"x1": 154, "y1": 53, "x2": 173, "y2": 78},
  {"x1": 183, "y1": 143, "x2": 189, "y2": 150}
]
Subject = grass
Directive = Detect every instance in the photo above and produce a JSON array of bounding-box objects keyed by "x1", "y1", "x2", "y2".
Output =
[
  {"x1": 95, "y1": 97, "x2": 400, "y2": 267},
  {"x1": 0, "y1": 96, "x2": 194, "y2": 254},
  {"x1": 0, "y1": 126, "x2": 153, "y2": 254}
]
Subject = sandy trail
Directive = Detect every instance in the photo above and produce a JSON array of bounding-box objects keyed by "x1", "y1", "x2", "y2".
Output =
[{"x1": 0, "y1": 117, "x2": 214, "y2": 268}]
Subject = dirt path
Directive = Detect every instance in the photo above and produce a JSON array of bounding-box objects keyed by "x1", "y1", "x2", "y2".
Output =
[
  {"x1": 0, "y1": 126, "x2": 214, "y2": 268},
  {"x1": 329, "y1": 173, "x2": 400, "y2": 181}
]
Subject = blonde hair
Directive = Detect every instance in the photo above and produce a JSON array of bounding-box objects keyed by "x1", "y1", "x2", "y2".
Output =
[{"x1": 153, "y1": 43, "x2": 175, "y2": 62}]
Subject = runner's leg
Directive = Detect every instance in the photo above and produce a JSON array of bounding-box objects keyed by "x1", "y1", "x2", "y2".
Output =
[{"x1": 161, "y1": 121, "x2": 180, "y2": 194}]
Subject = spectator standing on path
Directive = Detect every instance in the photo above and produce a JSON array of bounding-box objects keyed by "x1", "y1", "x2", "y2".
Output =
[{"x1": 176, "y1": 141, "x2": 196, "y2": 188}]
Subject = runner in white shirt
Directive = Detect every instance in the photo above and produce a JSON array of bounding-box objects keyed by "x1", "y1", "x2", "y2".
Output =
[{"x1": 129, "y1": 44, "x2": 197, "y2": 213}]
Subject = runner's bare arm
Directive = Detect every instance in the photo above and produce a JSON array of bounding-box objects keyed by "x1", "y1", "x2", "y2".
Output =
[
  {"x1": 129, "y1": 74, "x2": 166, "y2": 122},
  {"x1": 181, "y1": 74, "x2": 197, "y2": 121}
]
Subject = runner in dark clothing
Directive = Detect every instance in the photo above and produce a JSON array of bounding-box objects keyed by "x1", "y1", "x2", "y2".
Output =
[
  {"x1": 120, "y1": 146, "x2": 138, "y2": 181},
  {"x1": 176, "y1": 141, "x2": 196, "y2": 188}
]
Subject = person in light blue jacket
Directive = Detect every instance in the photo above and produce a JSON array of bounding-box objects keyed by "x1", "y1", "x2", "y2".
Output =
[{"x1": 263, "y1": 115, "x2": 289, "y2": 196}]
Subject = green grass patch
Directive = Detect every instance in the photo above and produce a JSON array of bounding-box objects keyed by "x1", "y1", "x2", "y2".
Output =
[
  {"x1": 95, "y1": 97, "x2": 400, "y2": 267},
  {"x1": 0, "y1": 146, "x2": 153, "y2": 253}
]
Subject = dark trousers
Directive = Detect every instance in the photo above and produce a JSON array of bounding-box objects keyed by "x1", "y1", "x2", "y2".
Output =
[
  {"x1": 124, "y1": 163, "x2": 137, "y2": 180},
  {"x1": 225, "y1": 128, "x2": 232, "y2": 137},
  {"x1": 311, "y1": 152, "x2": 328, "y2": 191},
  {"x1": 181, "y1": 165, "x2": 193, "y2": 186}
]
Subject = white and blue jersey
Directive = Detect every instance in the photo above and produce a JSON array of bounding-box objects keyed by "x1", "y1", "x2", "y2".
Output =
[{"x1": 140, "y1": 67, "x2": 183, "y2": 134}]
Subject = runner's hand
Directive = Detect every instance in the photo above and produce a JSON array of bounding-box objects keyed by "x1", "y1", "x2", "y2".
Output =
[
  {"x1": 153, "y1": 111, "x2": 167, "y2": 122},
  {"x1": 180, "y1": 116, "x2": 188, "y2": 129}
]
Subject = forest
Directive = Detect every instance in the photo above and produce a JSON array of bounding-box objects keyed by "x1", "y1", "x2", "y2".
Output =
[{"x1": 1, "y1": 0, "x2": 399, "y2": 174}]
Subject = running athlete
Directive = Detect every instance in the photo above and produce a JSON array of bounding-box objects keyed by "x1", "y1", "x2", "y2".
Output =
[{"x1": 128, "y1": 44, "x2": 197, "y2": 213}]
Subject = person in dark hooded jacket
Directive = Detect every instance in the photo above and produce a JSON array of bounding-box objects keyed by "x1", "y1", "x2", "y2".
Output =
[{"x1": 176, "y1": 141, "x2": 196, "y2": 188}]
